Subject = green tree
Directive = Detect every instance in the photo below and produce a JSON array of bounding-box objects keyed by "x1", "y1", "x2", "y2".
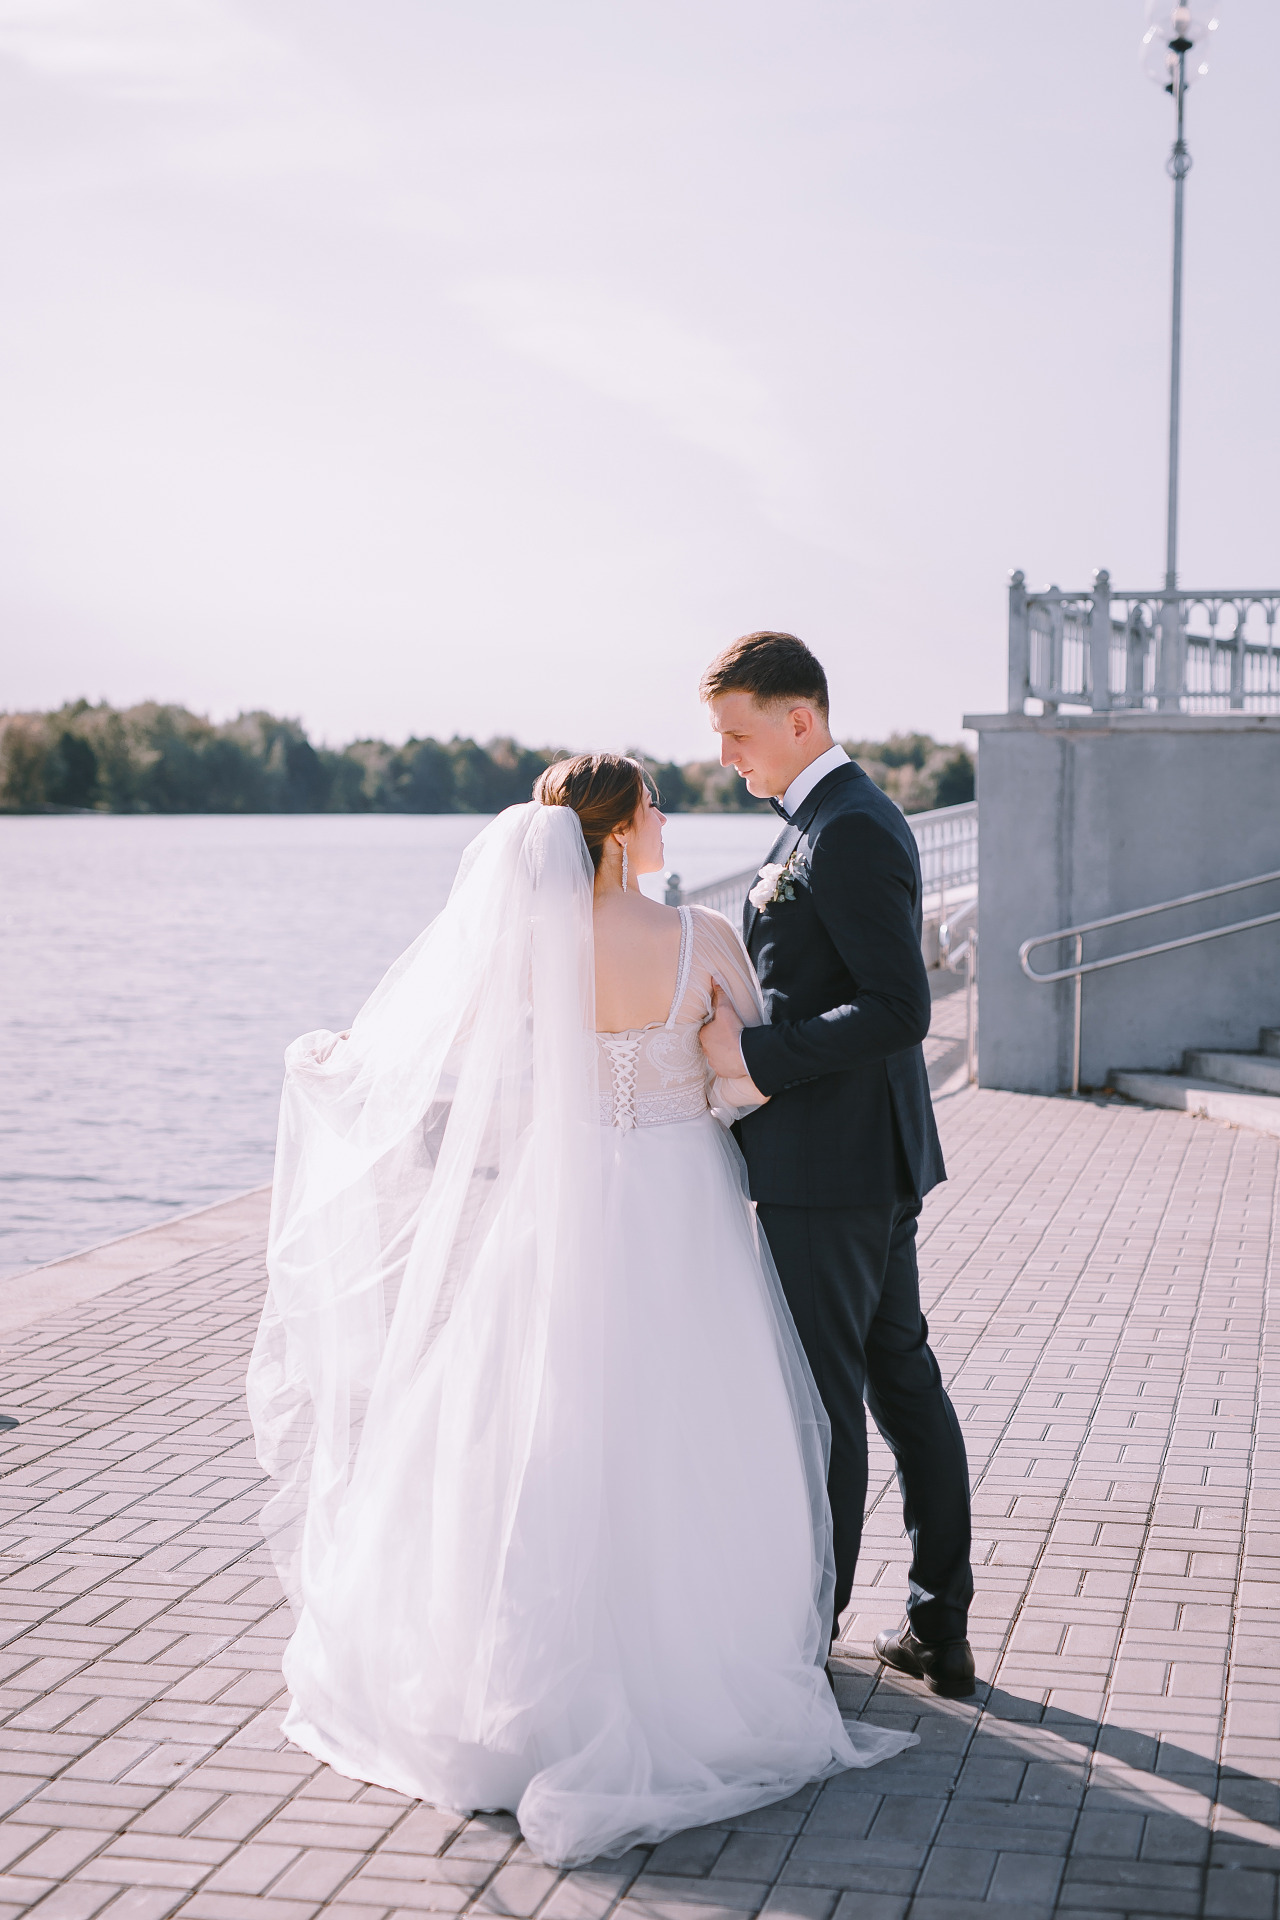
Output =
[
  {"x1": 0, "y1": 701, "x2": 976, "y2": 817},
  {"x1": 330, "y1": 740, "x2": 394, "y2": 811},
  {"x1": 635, "y1": 756, "x2": 700, "y2": 813},
  {"x1": 0, "y1": 716, "x2": 50, "y2": 810},
  {"x1": 388, "y1": 738, "x2": 456, "y2": 812},
  {"x1": 845, "y1": 735, "x2": 975, "y2": 814},
  {"x1": 933, "y1": 751, "x2": 975, "y2": 809},
  {"x1": 45, "y1": 731, "x2": 99, "y2": 808}
]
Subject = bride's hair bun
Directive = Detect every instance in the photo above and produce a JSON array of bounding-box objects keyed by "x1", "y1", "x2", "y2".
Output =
[{"x1": 535, "y1": 753, "x2": 651, "y2": 870}]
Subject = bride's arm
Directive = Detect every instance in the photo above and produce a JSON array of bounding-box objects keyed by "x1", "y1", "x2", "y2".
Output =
[
  {"x1": 705, "y1": 985, "x2": 769, "y2": 1118},
  {"x1": 690, "y1": 911, "x2": 769, "y2": 1117}
]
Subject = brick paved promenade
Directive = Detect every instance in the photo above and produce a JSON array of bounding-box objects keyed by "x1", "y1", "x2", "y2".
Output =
[{"x1": 1, "y1": 1087, "x2": 1278, "y2": 1920}]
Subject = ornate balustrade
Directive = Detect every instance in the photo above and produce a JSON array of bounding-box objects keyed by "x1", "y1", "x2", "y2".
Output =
[{"x1": 1008, "y1": 569, "x2": 1280, "y2": 714}]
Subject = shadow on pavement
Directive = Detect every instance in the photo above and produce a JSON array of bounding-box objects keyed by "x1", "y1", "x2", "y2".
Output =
[{"x1": 784, "y1": 1650, "x2": 1280, "y2": 1918}]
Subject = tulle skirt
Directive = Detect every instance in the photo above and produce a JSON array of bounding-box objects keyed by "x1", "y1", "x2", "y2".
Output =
[{"x1": 279, "y1": 1113, "x2": 914, "y2": 1865}]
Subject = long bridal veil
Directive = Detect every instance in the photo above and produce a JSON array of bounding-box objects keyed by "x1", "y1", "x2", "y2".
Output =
[
  {"x1": 248, "y1": 803, "x2": 609, "y2": 1746},
  {"x1": 248, "y1": 800, "x2": 914, "y2": 1866}
]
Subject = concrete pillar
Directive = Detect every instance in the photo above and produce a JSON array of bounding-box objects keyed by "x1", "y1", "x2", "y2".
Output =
[{"x1": 964, "y1": 710, "x2": 1280, "y2": 1093}]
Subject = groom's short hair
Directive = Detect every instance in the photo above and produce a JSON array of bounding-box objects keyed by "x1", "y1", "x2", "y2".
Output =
[{"x1": 699, "y1": 632, "x2": 829, "y2": 718}]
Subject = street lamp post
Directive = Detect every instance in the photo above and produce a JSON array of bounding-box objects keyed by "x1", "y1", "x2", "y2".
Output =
[
  {"x1": 1141, "y1": 4, "x2": 1221, "y2": 593},
  {"x1": 1163, "y1": 32, "x2": 1190, "y2": 592}
]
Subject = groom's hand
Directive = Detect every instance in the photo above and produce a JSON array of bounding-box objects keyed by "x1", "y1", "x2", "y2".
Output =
[{"x1": 699, "y1": 985, "x2": 747, "y2": 1078}]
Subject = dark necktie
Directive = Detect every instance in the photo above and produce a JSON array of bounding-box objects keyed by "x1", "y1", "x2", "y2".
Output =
[{"x1": 768, "y1": 797, "x2": 790, "y2": 820}]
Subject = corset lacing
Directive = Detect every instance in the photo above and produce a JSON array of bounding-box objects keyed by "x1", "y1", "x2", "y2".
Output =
[{"x1": 598, "y1": 1033, "x2": 643, "y2": 1132}]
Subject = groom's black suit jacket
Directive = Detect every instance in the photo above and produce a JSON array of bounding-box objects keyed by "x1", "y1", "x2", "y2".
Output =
[{"x1": 735, "y1": 761, "x2": 945, "y2": 1210}]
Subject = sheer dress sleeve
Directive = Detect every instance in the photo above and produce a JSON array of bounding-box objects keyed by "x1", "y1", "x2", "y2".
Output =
[{"x1": 686, "y1": 907, "x2": 770, "y2": 1123}]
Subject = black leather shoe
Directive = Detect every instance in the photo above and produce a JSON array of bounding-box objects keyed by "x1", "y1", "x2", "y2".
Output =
[{"x1": 874, "y1": 1625, "x2": 976, "y2": 1698}]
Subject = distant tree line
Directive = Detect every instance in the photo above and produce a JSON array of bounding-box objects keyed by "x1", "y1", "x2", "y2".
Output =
[
  {"x1": 842, "y1": 733, "x2": 976, "y2": 815},
  {"x1": 0, "y1": 701, "x2": 974, "y2": 817}
]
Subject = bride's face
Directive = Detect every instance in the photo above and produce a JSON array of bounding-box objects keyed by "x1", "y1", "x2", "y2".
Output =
[{"x1": 626, "y1": 786, "x2": 667, "y2": 876}]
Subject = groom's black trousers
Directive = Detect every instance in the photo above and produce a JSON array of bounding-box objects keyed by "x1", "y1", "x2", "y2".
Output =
[{"x1": 756, "y1": 1200, "x2": 973, "y2": 1645}]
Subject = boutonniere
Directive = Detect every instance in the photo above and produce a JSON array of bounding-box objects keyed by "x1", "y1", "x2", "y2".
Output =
[{"x1": 748, "y1": 849, "x2": 805, "y2": 912}]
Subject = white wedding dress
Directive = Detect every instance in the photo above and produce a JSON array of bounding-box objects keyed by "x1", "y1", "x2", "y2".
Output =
[{"x1": 247, "y1": 803, "x2": 914, "y2": 1868}]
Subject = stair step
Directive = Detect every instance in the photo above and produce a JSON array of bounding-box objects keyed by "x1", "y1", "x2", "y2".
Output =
[
  {"x1": 1184, "y1": 1050, "x2": 1280, "y2": 1096},
  {"x1": 1262, "y1": 1028, "x2": 1280, "y2": 1059},
  {"x1": 1110, "y1": 1071, "x2": 1280, "y2": 1139}
]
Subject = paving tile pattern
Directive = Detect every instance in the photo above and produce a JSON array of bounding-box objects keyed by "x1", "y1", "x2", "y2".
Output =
[{"x1": 0, "y1": 1090, "x2": 1277, "y2": 1919}]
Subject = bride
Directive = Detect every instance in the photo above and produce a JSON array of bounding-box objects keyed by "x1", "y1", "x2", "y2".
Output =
[{"x1": 247, "y1": 753, "x2": 914, "y2": 1868}]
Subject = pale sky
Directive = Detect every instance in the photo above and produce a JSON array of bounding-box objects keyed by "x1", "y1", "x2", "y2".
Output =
[{"x1": 1, "y1": 0, "x2": 1276, "y2": 761}]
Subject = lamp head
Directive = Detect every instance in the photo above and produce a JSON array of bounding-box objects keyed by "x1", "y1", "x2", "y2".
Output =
[{"x1": 1141, "y1": 1, "x2": 1221, "y2": 90}]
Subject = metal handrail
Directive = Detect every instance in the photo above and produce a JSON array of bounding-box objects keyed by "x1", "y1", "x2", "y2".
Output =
[
  {"x1": 940, "y1": 903, "x2": 979, "y2": 1086},
  {"x1": 675, "y1": 865, "x2": 761, "y2": 917},
  {"x1": 669, "y1": 799, "x2": 978, "y2": 921},
  {"x1": 913, "y1": 800, "x2": 977, "y2": 911},
  {"x1": 1019, "y1": 867, "x2": 1280, "y2": 1094}
]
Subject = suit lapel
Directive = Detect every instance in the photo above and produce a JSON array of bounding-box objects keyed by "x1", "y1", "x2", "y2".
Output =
[
  {"x1": 743, "y1": 820, "x2": 800, "y2": 948},
  {"x1": 743, "y1": 763, "x2": 866, "y2": 949}
]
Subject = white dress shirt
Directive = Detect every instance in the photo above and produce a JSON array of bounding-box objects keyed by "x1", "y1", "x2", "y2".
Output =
[{"x1": 780, "y1": 742, "x2": 850, "y2": 819}]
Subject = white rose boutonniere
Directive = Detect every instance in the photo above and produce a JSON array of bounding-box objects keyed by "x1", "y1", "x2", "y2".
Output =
[{"x1": 748, "y1": 850, "x2": 804, "y2": 913}]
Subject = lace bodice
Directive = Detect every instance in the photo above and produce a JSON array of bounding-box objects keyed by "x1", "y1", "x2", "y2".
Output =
[{"x1": 595, "y1": 906, "x2": 765, "y2": 1130}]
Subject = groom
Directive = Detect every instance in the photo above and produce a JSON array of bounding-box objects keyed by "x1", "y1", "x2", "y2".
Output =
[{"x1": 697, "y1": 631, "x2": 975, "y2": 1697}]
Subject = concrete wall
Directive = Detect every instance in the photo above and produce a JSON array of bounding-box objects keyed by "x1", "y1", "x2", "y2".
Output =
[{"x1": 964, "y1": 712, "x2": 1280, "y2": 1094}]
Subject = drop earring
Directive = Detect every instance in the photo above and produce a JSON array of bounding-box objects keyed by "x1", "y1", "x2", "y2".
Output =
[{"x1": 621, "y1": 841, "x2": 629, "y2": 893}]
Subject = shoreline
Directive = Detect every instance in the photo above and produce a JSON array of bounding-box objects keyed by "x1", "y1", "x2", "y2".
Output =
[{"x1": 0, "y1": 1184, "x2": 271, "y2": 1340}]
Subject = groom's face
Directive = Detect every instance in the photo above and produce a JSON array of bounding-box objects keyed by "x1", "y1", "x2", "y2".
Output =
[{"x1": 708, "y1": 691, "x2": 819, "y2": 799}]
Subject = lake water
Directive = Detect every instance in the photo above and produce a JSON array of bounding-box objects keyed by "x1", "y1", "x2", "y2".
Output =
[{"x1": 0, "y1": 812, "x2": 778, "y2": 1279}]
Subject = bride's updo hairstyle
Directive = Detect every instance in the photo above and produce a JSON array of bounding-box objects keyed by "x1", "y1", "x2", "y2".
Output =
[{"x1": 535, "y1": 753, "x2": 652, "y2": 871}]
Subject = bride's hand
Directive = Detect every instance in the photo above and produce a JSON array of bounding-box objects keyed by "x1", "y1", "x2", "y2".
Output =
[
  {"x1": 310, "y1": 1030, "x2": 352, "y2": 1065},
  {"x1": 699, "y1": 984, "x2": 746, "y2": 1078}
]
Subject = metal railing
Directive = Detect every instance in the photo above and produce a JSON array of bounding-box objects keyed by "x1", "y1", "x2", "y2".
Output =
[
  {"x1": 1019, "y1": 868, "x2": 1280, "y2": 1095},
  {"x1": 1008, "y1": 569, "x2": 1280, "y2": 714},
  {"x1": 665, "y1": 799, "x2": 978, "y2": 923},
  {"x1": 939, "y1": 898, "x2": 979, "y2": 1086},
  {"x1": 912, "y1": 801, "x2": 977, "y2": 909},
  {"x1": 670, "y1": 865, "x2": 761, "y2": 918}
]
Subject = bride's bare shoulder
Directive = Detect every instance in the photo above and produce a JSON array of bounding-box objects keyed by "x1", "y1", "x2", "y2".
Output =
[
  {"x1": 638, "y1": 895, "x2": 681, "y2": 924},
  {"x1": 592, "y1": 892, "x2": 681, "y2": 943},
  {"x1": 594, "y1": 893, "x2": 680, "y2": 932}
]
